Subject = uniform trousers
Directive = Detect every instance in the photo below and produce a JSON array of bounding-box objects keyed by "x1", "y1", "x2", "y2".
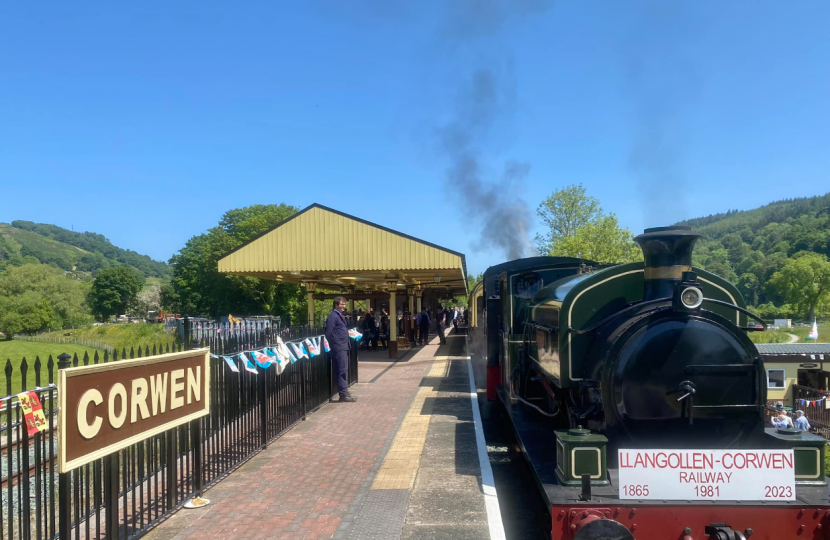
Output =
[{"x1": 331, "y1": 349, "x2": 349, "y2": 395}]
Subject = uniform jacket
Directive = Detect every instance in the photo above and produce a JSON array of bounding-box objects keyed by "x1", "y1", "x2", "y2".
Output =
[{"x1": 325, "y1": 309, "x2": 349, "y2": 351}]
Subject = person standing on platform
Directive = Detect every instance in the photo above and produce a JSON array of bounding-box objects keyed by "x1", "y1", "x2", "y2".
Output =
[
  {"x1": 417, "y1": 306, "x2": 431, "y2": 345},
  {"x1": 437, "y1": 304, "x2": 448, "y2": 345},
  {"x1": 325, "y1": 296, "x2": 356, "y2": 402},
  {"x1": 452, "y1": 308, "x2": 459, "y2": 333}
]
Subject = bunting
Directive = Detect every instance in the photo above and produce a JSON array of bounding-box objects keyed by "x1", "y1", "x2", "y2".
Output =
[
  {"x1": 253, "y1": 350, "x2": 273, "y2": 369},
  {"x1": 222, "y1": 356, "x2": 239, "y2": 373},
  {"x1": 799, "y1": 397, "x2": 826, "y2": 409},
  {"x1": 208, "y1": 329, "x2": 357, "y2": 376},
  {"x1": 305, "y1": 338, "x2": 320, "y2": 357},
  {"x1": 241, "y1": 354, "x2": 258, "y2": 374},
  {"x1": 289, "y1": 342, "x2": 307, "y2": 360}
]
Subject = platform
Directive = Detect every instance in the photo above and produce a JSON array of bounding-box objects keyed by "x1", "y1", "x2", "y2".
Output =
[{"x1": 143, "y1": 330, "x2": 503, "y2": 540}]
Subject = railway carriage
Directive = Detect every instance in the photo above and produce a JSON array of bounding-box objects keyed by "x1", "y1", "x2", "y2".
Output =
[{"x1": 468, "y1": 226, "x2": 830, "y2": 540}]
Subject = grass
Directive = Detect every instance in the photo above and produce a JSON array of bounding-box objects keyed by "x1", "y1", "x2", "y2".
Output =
[
  {"x1": 0, "y1": 340, "x2": 101, "y2": 394},
  {"x1": 39, "y1": 323, "x2": 177, "y2": 352},
  {"x1": 748, "y1": 330, "x2": 792, "y2": 344},
  {"x1": 748, "y1": 323, "x2": 828, "y2": 344}
]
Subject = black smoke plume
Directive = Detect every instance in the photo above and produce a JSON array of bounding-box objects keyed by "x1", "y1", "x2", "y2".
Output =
[{"x1": 435, "y1": 69, "x2": 532, "y2": 260}]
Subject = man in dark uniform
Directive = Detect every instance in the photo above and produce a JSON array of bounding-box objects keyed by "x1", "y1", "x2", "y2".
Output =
[
  {"x1": 325, "y1": 296, "x2": 356, "y2": 402},
  {"x1": 437, "y1": 304, "x2": 448, "y2": 345},
  {"x1": 417, "y1": 306, "x2": 431, "y2": 345}
]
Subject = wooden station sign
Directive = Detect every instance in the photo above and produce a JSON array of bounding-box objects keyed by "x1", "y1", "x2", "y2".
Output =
[{"x1": 58, "y1": 349, "x2": 210, "y2": 472}]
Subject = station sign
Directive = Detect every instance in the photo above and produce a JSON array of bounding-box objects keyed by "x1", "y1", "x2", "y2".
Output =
[
  {"x1": 58, "y1": 349, "x2": 210, "y2": 472},
  {"x1": 618, "y1": 449, "x2": 795, "y2": 501}
]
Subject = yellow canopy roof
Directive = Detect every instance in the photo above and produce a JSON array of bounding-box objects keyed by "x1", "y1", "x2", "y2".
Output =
[{"x1": 218, "y1": 204, "x2": 468, "y2": 295}]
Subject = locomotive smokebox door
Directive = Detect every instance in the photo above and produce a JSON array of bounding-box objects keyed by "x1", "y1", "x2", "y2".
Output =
[{"x1": 554, "y1": 426, "x2": 609, "y2": 486}]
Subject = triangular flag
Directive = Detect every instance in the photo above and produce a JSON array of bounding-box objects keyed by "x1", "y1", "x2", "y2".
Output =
[
  {"x1": 241, "y1": 353, "x2": 258, "y2": 374},
  {"x1": 253, "y1": 350, "x2": 272, "y2": 369},
  {"x1": 304, "y1": 338, "x2": 320, "y2": 357},
  {"x1": 322, "y1": 336, "x2": 331, "y2": 352},
  {"x1": 222, "y1": 356, "x2": 239, "y2": 373},
  {"x1": 289, "y1": 342, "x2": 307, "y2": 360},
  {"x1": 264, "y1": 348, "x2": 277, "y2": 357}
]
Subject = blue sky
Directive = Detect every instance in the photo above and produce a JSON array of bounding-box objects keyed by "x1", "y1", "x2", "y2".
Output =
[{"x1": 1, "y1": 1, "x2": 828, "y2": 276}]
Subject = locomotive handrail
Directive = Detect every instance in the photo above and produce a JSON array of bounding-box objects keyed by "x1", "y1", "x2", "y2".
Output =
[
  {"x1": 701, "y1": 298, "x2": 767, "y2": 331},
  {"x1": 564, "y1": 296, "x2": 766, "y2": 336},
  {"x1": 566, "y1": 297, "x2": 672, "y2": 335}
]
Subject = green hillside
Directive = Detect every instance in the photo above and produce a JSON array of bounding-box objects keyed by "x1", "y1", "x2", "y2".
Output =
[
  {"x1": 675, "y1": 192, "x2": 830, "y2": 317},
  {"x1": 0, "y1": 221, "x2": 170, "y2": 278}
]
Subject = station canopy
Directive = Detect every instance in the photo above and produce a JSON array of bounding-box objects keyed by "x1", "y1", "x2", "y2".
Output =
[{"x1": 218, "y1": 204, "x2": 468, "y2": 296}]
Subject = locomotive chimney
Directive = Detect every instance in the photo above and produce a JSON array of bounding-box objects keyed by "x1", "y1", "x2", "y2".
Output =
[{"x1": 634, "y1": 226, "x2": 702, "y2": 301}]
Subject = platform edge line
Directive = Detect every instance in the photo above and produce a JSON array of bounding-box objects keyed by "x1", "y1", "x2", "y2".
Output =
[{"x1": 466, "y1": 356, "x2": 507, "y2": 540}]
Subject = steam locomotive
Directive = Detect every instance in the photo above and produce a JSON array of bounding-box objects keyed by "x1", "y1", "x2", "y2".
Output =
[{"x1": 468, "y1": 227, "x2": 830, "y2": 540}]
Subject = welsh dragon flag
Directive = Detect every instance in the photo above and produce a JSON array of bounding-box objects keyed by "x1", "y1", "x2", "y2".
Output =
[{"x1": 808, "y1": 320, "x2": 819, "y2": 341}]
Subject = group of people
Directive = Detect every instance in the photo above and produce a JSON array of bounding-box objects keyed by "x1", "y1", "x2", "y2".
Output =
[
  {"x1": 323, "y1": 297, "x2": 467, "y2": 403},
  {"x1": 771, "y1": 402, "x2": 811, "y2": 430},
  {"x1": 356, "y1": 308, "x2": 390, "y2": 351},
  {"x1": 415, "y1": 304, "x2": 465, "y2": 345}
]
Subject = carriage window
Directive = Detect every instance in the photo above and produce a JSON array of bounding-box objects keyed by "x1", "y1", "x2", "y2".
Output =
[{"x1": 767, "y1": 369, "x2": 786, "y2": 389}]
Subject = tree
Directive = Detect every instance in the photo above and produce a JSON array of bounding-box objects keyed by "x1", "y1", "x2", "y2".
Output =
[
  {"x1": 549, "y1": 215, "x2": 642, "y2": 263},
  {"x1": 767, "y1": 252, "x2": 830, "y2": 320},
  {"x1": 88, "y1": 267, "x2": 144, "y2": 321},
  {"x1": 0, "y1": 263, "x2": 91, "y2": 336},
  {"x1": 535, "y1": 185, "x2": 641, "y2": 263},
  {"x1": 736, "y1": 273, "x2": 760, "y2": 305},
  {"x1": 535, "y1": 184, "x2": 601, "y2": 254},
  {"x1": 169, "y1": 204, "x2": 306, "y2": 321},
  {"x1": 129, "y1": 282, "x2": 162, "y2": 318},
  {"x1": 0, "y1": 312, "x2": 23, "y2": 338}
]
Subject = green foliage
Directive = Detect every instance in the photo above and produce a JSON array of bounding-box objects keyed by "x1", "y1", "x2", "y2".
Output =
[
  {"x1": 536, "y1": 185, "x2": 641, "y2": 264},
  {"x1": 9, "y1": 221, "x2": 171, "y2": 278},
  {"x1": 88, "y1": 267, "x2": 144, "y2": 321},
  {"x1": 169, "y1": 204, "x2": 307, "y2": 321},
  {"x1": 679, "y1": 192, "x2": 830, "y2": 317},
  {"x1": 0, "y1": 264, "x2": 92, "y2": 336},
  {"x1": 767, "y1": 252, "x2": 830, "y2": 321},
  {"x1": 535, "y1": 184, "x2": 601, "y2": 252}
]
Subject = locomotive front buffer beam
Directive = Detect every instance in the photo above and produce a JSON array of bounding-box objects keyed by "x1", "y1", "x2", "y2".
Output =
[{"x1": 551, "y1": 504, "x2": 830, "y2": 540}]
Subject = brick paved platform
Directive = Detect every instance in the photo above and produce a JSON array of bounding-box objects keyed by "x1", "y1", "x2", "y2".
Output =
[{"x1": 143, "y1": 329, "x2": 501, "y2": 540}]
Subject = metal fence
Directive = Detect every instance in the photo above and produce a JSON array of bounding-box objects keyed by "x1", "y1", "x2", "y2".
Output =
[
  {"x1": 12, "y1": 335, "x2": 117, "y2": 356},
  {"x1": 1, "y1": 324, "x2": 358, "y2": 540}
]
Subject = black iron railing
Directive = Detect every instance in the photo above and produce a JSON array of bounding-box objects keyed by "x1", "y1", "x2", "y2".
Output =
[{"x1": 1, "y1": 324, "x2": 358, "y2": 540}]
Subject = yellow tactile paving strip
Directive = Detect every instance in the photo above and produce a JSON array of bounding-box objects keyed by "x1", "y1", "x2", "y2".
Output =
[{"x1": 371, "y1": 357, "x2": 450, "y2": 489}]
